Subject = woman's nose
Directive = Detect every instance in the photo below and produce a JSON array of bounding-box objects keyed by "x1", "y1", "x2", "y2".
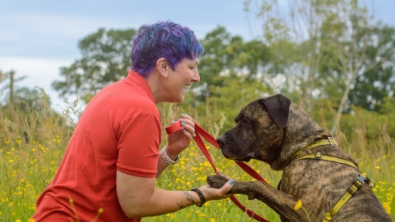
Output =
[{"x1": 192, "y1": 70, "x2": 200, "y2": 82}]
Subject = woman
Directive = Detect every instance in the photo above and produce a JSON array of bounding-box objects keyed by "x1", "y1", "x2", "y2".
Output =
[{"x1": 32, "y1": 21, "x2": 233, "y2": 222}]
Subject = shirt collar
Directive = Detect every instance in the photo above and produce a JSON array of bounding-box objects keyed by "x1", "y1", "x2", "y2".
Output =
[{"x1": 127, "y1": 70, "x2": 155, "y2": 103}]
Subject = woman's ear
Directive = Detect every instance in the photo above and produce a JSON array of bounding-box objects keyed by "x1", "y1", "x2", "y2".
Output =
[{"x1": 156, "y1": 58, "x2": 168, "y2": 78}]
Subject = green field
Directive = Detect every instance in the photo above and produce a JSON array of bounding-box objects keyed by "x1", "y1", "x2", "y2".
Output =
[{"x1": 0, "y1": 103, "x2": 394, "y2": 222}]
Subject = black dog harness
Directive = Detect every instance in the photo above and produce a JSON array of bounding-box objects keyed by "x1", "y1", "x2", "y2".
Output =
[{"x1": 291, "y1": 137, "x2": 375, "y2": 221}]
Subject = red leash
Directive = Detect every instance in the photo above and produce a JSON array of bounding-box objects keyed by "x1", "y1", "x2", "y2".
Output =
[{"x1": 166, "y1": 121, "x2": 271, "y2": 222}]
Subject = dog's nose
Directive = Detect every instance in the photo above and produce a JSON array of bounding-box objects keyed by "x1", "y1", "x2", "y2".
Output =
[{"x1": 216, "y1": 135, "x2": 226, "y2": 148}]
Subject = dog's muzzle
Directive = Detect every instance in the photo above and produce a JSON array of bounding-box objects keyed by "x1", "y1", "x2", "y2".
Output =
[{"x1": 217, "y1": 134, "x2": 254, "y2": 162}]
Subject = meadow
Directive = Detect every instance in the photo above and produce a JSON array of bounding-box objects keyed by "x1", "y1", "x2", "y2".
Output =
[{"x1": 0, "y1": 100, "x2": 394, "y2": 222}]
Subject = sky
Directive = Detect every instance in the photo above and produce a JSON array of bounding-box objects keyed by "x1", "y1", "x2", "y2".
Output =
[{"x1": 1, "y1": 0, "x2": 394, "y2": 110}]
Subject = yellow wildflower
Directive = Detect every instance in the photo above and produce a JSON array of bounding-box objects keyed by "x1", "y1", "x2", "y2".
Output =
[
  {"x1": 383, "y1": 202, "x2": 391, "y2": 214},
  {"x1": 325, "y1": 212, "x2": 332, "y2": 221},
  {"x1": 294, "y1": 199, "x2": 302, "y2": 210}
]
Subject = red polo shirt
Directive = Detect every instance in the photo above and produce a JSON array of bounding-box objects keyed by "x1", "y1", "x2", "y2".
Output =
[{"x1": 33, "y1": 70, "x2": 161, "y2": 222}]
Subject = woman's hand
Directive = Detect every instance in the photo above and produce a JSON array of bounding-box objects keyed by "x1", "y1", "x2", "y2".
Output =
[
  {"x1": 200, "y1": 175, "x2": 234, "y2": 202},
  {"x1": 166, "y1": 114, "x2": 196, "y2": 158}
]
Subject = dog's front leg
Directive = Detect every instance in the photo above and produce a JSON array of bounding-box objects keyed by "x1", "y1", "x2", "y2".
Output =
[{"x1": 207, "y1": 175, "x2": 311, "y2": 222}]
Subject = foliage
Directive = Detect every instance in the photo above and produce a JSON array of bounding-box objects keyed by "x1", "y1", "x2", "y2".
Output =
[
  {"x1": 0, "y1": 70, "x2": 42, "y2": 110},
  {"x1": 243, "y1": 0, "x2": 395, "y2": 136},
  {"x1": 207, "y1": 75, "x2": 273, "y2": 131},
  {"x1": 191, "y1": 26, "x2": 270, "y2": 104},
  {"x1": 349, "y1": 25, "x2": 395, "y2": 112},
  {"x1": 51, "y1": 28, "x2": 136, "y2": 104},
  {"x1": 48, "y1": 8, "x2": 395, "y2": 137},
  {"x1": 0, "y1": 95, "x2": 75, "y2": 221},
  {"x1": 0, "y1": 100, "x2": 394, "y2": 221},
  {"x1": 0, "y1": 92, "x2": 71, "y2": 146},
  {"x1": 340, "y1": 102, "x2": 395, "y2": 144}
]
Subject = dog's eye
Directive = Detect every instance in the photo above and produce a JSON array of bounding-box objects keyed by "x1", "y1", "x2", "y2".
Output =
[{"x1": 240, "y1": 117, "x2": 250, "y2": 126}]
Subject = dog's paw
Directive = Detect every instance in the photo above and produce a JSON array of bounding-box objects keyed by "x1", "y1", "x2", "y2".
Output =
[{"x1": 207, "y1": 175, "x2": 229, "y2": 189}]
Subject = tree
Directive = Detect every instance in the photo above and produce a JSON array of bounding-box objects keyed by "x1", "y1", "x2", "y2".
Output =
[
  {"x1": 348, "y1": 25, "x2": 395, "y2": 112},
  {"x1": 0, "y1": 70, "x2": 27, "y2": 106},
  {"x1": 52, "y1": 28, "x2": 136, "y2": 104},
  {"x1": 51, "y1": 26, "x2": 271, "y2": 111},
  {"x1": 244, "y1": 0, "x2": 331, "y2": 109},
  {"x1": 193, "y1": 26, "x2": 232, "y2": 103},
  {"x1": 318, "y1": 14, "x2": 395, "y2": 134},
  {"x1": 0, "y1": 70, "x2": 56, "y2": 144},
  {"x1": 210, "y1": 75, "x2": 273, "y2": 131},
  {"x1": 0, "y1": 70, "x2": 48, "y2": 113},
  {"x1": 244, "y1": 0, "x2": 394, "y2": 135},
  {"x1": 194, "y1": 26, "x2": 270, "y2": 104},
  {"x1": 317, "y1": 1, "x2": 374, "y2": 135}
]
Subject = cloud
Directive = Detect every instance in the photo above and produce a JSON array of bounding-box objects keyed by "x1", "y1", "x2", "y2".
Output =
[
  {"x1": 0, "y1": 11, "x2": 134, "y2": 58},
  {"x1": 0, "y1": 56, "x2": 72, "y2": 106}
]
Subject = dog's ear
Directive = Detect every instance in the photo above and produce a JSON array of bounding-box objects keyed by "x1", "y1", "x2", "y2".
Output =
[{"x1": 259, "y1": 94, "x2": 291, "y2": 128}]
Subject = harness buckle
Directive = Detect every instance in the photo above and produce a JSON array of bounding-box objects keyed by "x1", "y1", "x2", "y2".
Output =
[
  {"x1": 355, "y1": 174, "x2": 366, "y2": 188},
  {"x1": 328, "y1": 137, "x2": 337, "y2": 146},
  {"x1": 314, "y1": 152, "x2": 322, "y2": 160},
  {"x1": 348, "y1": 174, "x2": 366, "y2": 196}
]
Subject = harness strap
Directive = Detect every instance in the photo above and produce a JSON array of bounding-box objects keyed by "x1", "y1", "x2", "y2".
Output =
[
  {"x1": 166, "y1": 120, "x2": 270, "y2": 222},
  {"x1": 322, "y1": 174, "x2": 374, "y2": 222},
  {"x1": 331, "y1": 174, "x2": 366, "y2": 216},
  {"x1": 294, "y1": 139, "x2": 375, "y2": 222},
  {"x1": 295, "y1": 152, "x2": 358, "y2": 170}
]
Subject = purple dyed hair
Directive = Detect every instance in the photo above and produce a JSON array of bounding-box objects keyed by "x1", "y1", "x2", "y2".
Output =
[{"x1": 131, "y1": 21, "x2": 204, "y2": 77}]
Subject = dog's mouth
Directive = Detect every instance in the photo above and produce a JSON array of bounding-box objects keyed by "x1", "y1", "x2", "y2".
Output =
[
  {"x1": 236, "y1": 153, "x2": 254, "y2": 162},
  {"x1": 221, "y1": 149, "x2": 253, "y2": 162},
  {"x1": 237, "y1": 156, "x2": 252, "y2": 162}
]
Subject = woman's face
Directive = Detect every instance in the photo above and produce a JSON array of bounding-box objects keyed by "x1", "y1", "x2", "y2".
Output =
[{"x1": 164, "y1": 58, "x2": 200, "y2": 103}]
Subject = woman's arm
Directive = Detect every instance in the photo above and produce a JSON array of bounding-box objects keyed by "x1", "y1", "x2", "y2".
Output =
[{"x1": 116, "y1": 171, "x2": 233, "y2": 219}]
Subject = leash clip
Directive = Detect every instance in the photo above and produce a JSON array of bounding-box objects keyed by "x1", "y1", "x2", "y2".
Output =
[
  {"x1": 328, "y1": 137, "x2": 337, "y2": 146},
  {"x1": 245, "y1": 207, "x2": 254, "y2": 220},
  {"x1": 365, "y1": 176, "x2": 375, "y2": 188}
]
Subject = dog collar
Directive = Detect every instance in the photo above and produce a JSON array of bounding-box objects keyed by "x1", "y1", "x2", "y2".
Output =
[
  {"x1": 304, "y1": 137, "x2": 337, "y2": 150},
  {"x1": 289, "y1": 137, "x2": 337, "y2": 162},
  {"x1": 291, "y1": 137, "x2": 358, "y2": 170}
]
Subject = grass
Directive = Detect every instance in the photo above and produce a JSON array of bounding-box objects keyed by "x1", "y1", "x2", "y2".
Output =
[{"x1": 0, "y1": 101, "x2": 394, "y2": 222}]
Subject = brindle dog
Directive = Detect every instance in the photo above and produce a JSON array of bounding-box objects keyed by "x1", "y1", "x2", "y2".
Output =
[{"x1": 207, "y1": 94, "x2": 392, "y2": 222}]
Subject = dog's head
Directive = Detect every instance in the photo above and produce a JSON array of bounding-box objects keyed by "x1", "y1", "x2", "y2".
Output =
[{"x1": 217, "y1": 94, "x2": 325, "y2": 170}]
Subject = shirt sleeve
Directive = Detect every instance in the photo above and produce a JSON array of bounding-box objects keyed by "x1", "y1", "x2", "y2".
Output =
[{"x1": 116, "y1": 112, "x2": 161, "y2": 178}]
